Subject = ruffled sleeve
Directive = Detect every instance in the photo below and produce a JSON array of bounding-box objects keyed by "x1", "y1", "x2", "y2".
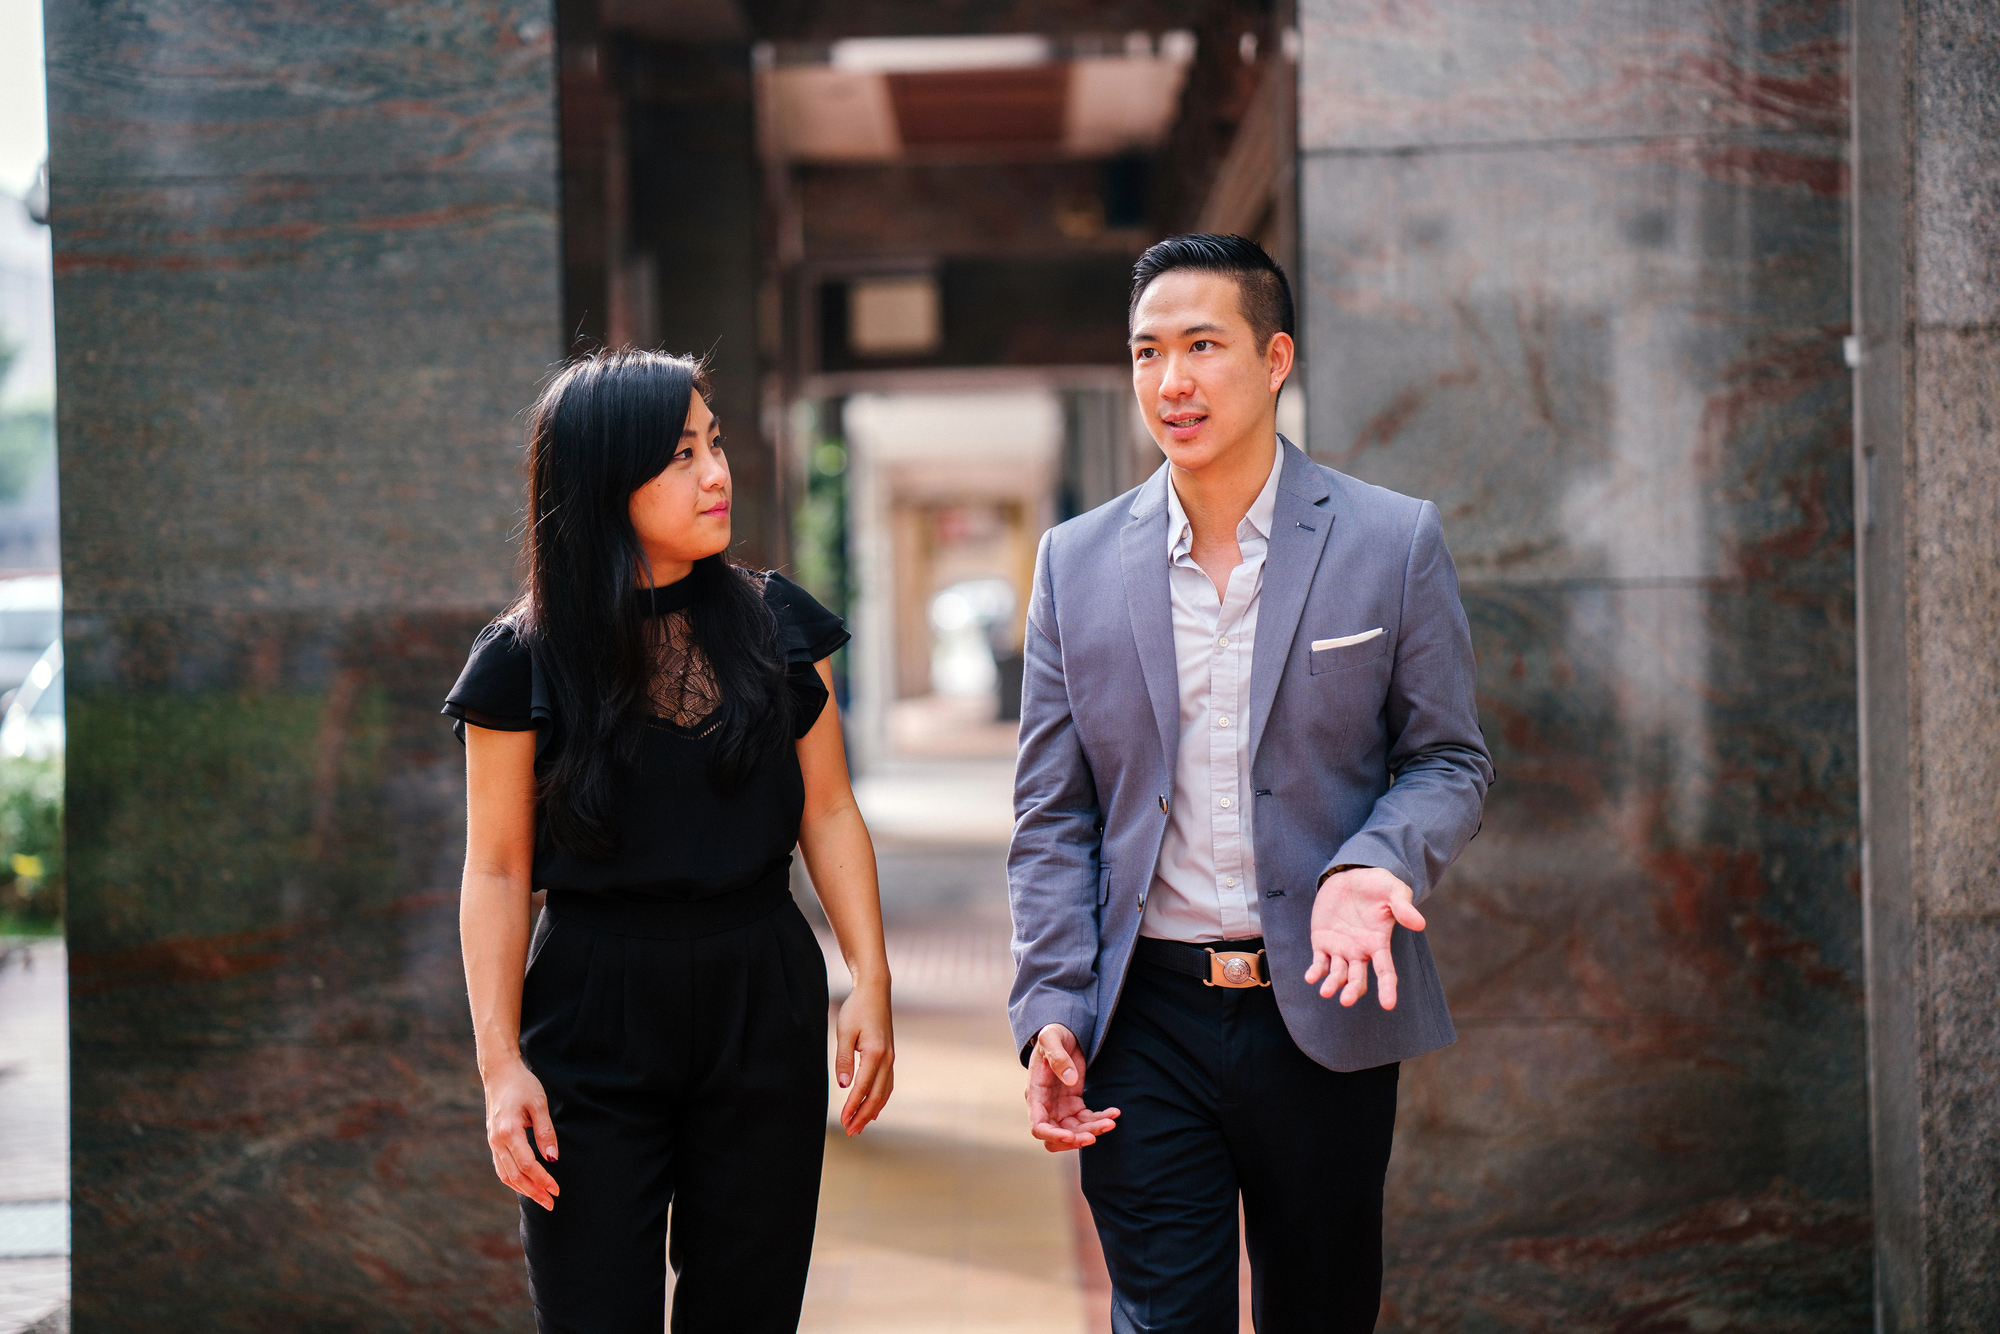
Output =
[
  {"x1": 762, "y1": 572, "x2": 850, "y2": 737},
  {"x1": 442, "y1": 620, "x2": 550, "y2": 745}
]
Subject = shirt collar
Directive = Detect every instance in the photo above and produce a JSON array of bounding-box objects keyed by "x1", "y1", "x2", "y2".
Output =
[{"x1": 1167, "y1": 435, "x2": 1286, "y2": 561}]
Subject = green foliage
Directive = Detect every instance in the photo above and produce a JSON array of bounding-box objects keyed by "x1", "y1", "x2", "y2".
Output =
[
  {"x1": 0, "y1": 408, "x2": 54, "y2": 502},
  {"x1": 0, "y1": 339, "x2": 55, "y2": 504},
  {"x1": 0, "y1": 755, "x2": 63, "y2": 932},
  {"x1": 792, "y1": 437, "x2": 849, "y2": 616}
]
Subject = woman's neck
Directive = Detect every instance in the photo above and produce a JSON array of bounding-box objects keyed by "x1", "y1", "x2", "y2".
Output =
[{"x1": 637, "y1": 555, "x2": 694, "y2": 589}]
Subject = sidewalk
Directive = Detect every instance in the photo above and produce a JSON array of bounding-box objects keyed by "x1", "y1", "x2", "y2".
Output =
[
  {"x1": 803, "y1": 748, "x2": 1093, "y2": 1332},
  {"x1": 0, "y1": 939, "x2": 69, "y2": 1334}
]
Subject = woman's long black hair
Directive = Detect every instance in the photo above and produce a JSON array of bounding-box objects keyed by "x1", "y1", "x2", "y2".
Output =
[{"x1": 508, "y1": 349, "x2": 793, "y2": 861}]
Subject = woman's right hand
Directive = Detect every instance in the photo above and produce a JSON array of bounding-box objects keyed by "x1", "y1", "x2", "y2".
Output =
[{"x1": 483, "y1": 1056, "x2": 560, "y2": 1210}]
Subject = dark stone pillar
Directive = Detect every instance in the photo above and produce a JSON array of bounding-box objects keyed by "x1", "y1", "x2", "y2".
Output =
[
  {"x1": 1854, "y1": 2, "x2": 2000, "y2": 1328},
  {"x1": 1299, "y1": 1, "x2": 1868, "y2": 1325},
  {"x1": 46, "y1": 1, "x2": 562, "y2": 1326}
]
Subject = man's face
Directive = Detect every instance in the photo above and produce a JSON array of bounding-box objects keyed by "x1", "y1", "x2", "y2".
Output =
[{"x1": 1129, "y1": 269, "x2": 1293, "y2": 475}]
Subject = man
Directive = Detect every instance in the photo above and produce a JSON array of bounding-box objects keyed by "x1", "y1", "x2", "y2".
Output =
[{"x1": 1008, "y1": 233, "x2": 1492, "y2": 1333}]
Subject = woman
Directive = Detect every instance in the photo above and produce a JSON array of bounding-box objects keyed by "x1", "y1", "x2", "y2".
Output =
[{"x1": 446, "y1": 350, "x2": 893, "y2": 1332}]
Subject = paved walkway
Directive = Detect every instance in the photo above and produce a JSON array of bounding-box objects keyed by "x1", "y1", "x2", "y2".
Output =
[
  {"x1": 0, "y1": 939, "x2": 69, "y2": 1334},
  {"x1": 803, "y1": 745, "x2": 1097, "y2": 1333}
]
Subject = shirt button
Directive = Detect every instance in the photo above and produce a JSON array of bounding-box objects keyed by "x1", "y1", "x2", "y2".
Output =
[
  {"x1": 1218, "y1": 636, "x2": 1228, "y2": 647},
  {"x1": 1217, "y1": 716, "x2": 1230, "y2": 727},
  {"x1": 1225, "y1": 876, "x2": 1237, "y2": 887},
  {"x1": 1219, "y1": 797, "x2": 1231, "y2": 809}
]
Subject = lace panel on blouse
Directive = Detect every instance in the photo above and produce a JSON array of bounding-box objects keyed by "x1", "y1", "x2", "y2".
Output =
[
  {"x1": 644, "y1": 609, "x2": 724, "y2": 734},
  {"x1": 639, "y1": 573, "x2": 766, "y2": 734}
]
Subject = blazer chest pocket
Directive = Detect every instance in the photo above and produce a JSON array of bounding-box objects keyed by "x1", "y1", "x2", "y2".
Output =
[{"x1": 1310, "y1": 629, "x2": 1389, "y2": 676}]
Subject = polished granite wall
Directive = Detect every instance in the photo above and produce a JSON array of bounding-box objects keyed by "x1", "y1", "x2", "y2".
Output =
[
  {"x1": 1298, "y1": 2, "x2": 1867, "y2": 1326},
  {"x1": 47, "y1": 1, "x2": 561, "y2": 1326},
  {"x1": 1854, "y1": 1, "x2": 2000, "y2": 1328}
]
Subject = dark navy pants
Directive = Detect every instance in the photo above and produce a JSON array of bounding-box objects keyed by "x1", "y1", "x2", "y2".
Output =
[{"x1": 1080, "y1": 951, "x2": 1400, "y2": 1333}]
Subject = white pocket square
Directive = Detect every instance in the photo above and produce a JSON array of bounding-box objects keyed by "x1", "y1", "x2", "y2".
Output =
[{"x1": 1312, "y1": 628, "x2": 1384, "y2": 651}]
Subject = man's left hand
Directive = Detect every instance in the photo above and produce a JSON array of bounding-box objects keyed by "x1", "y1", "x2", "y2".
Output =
[{"x1": 1304, "y1": 866, "x2": 1425, "y2": 1009}]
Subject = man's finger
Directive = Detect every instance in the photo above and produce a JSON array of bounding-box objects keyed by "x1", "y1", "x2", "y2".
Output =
[
  {"x1": 1031, "y1": 1121, "x2": 1081, "y2": 1152},
  {"x1": 1372, "y1": 947, "x2": 1399, "y2": 1011},
  {"x1": 1391, "y1": 897, "x2": 1427, "y2": 932},
  {"x1": 1039, "y1": 1034, "x2": 1078, "y2": 1087},
  {"x1": 1304, "y1": 947, "x2": 1331, "y2": 985},
  {"x1": 1339, "y1": 956, "x2": 1369, "y2": 1007}
]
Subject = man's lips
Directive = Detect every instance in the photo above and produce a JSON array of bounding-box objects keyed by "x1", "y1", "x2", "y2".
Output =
[{"x1": 1162, "y1": 412, "x2": 1208, "y2": 438}]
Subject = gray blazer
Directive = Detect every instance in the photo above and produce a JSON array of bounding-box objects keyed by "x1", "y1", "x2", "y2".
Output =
[{"x1": 1007, "y1": 439, "x2": 1494, "y2": 1072}]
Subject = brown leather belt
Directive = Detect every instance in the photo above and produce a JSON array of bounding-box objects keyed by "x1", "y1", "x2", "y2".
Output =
[{"x1": 1133, "y1": 935, "x2": 1272, "y2": 988}]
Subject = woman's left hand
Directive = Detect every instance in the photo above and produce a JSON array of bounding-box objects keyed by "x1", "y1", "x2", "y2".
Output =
[{"x1": 834, "y1": 979, "x2": 894, "y2": 1135}]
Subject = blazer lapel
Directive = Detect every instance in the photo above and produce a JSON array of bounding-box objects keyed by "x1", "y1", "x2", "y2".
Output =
[
  {"x1": 1119, "y1": 465, "x2": 1180, "y2": 772},
  {"x1": 1248, "y1": 438, "x2": 1333, "y2": 767}
]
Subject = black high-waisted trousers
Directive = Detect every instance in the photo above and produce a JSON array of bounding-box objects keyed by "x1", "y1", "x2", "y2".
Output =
[{"x1": 518, "y1": 881, "x2": 829, "y2": 1334}]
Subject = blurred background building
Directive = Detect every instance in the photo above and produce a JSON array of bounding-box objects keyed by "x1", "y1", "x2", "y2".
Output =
[{"x1": 8, "y1": 0, "x2": 1996, "y2": 1329}]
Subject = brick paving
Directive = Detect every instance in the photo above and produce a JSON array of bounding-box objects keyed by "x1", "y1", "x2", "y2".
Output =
[{"x1": 0, "y1": 939, "x2": 68, "y2": 1334}]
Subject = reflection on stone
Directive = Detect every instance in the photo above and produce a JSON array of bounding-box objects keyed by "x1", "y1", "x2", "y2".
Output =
[
  {"x1": 65, "y1": 612, "x2": 523, "y2": 1325},
  {"x1": 1302, "y1": 0, "x2": 1862, "y2": 1322}
]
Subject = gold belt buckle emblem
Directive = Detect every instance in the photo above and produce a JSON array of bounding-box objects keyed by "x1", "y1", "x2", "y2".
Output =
[{"x1": 1204, "y1": 949, "x2": 1270, "y2": 988}]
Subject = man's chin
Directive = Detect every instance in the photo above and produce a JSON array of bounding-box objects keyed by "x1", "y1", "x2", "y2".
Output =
[{"x1": 1159, "y1": 437, "x2": 1229, "y2": 474}]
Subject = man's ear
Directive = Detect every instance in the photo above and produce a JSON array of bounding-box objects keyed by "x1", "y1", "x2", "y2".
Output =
[{"x1": 1266, "y1": 331, "x2": 1296, "y2": 395}]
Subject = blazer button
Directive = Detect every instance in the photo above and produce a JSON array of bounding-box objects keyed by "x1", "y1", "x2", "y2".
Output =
[{"x1": 1136, "y1": 894, "x2": 1145, "y2": 909}]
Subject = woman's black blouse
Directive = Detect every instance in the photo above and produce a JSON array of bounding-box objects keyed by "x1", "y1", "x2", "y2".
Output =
[{"x1": 442, "y1": 571, "x2": 848, "y2": 900}]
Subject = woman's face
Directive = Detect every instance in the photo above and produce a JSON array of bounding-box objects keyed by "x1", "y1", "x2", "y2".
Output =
[{"x1": 628, "y1": 390, "x2": 731, "y2": 580}]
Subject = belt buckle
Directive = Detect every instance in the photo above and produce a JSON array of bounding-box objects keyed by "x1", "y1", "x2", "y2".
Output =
[{"x1": 1204, "y1": 948, "x2": 1270, "y2": 989}]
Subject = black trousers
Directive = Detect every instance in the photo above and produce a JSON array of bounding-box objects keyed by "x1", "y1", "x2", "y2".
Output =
[
  {"x1": 1080, "y1": 946, "x2": 1400, "y2": 1334},
  {"x1": 518, "y1": 885, "x2": 829, "y2": 1334}
]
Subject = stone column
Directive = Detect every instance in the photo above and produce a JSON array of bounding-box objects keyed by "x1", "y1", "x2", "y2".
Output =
[
  {"x1": 1299, "y1": 1, "x2": 1867, "y2": 1325},
  {"x1": 46, "y1": 1, "x2": 562, "y2": 1326},
  {"x1": 1854, "y1": 2, "x2": 2000, "y2": 1329}
]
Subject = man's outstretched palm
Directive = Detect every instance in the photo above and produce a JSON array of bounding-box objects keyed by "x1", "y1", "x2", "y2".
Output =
[
  {"x1": 1025, "y1": 1024, "x2": 1120, "y2": 1153},
  {"x1": 1305, "y1": 866, "x2": 1426, "y2": 1009}
]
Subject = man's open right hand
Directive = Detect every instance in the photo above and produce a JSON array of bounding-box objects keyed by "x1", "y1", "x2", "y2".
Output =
[{"x1": 1025, "y1": 1023, "x2": 1121, "y2": 1153}]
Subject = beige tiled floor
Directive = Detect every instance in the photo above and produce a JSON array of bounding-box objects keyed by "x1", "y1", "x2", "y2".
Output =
[{"x1": 801, "y1": 1008, "x2": 1088, "y2": 1334}]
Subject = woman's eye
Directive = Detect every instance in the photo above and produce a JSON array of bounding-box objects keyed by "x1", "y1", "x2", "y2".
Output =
[
  {"x1": 711, "y1": 437, "x2": 725, "y2": 452},
  {"x1": 673, "y1": 448, "x2": 694, "y2": 463}
]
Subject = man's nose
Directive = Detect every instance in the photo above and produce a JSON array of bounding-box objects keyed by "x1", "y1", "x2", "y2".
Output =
[{"x1": 1158, "y1": 354, "x2": 1197, "y2": 397}]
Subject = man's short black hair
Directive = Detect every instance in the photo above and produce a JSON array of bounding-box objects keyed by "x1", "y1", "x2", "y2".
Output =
[{"x1": 1128, "y1": 233, "x2": 1295, "y2": 352}]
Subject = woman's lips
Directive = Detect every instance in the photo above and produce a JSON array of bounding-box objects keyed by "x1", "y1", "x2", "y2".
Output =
[{"x1": 702, "y1": 500, "x2": 730, "y2": 517}]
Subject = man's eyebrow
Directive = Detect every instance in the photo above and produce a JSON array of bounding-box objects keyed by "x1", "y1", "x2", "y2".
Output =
[{"x1": 1128, "y1": 322, "x2": 1228, "y2": 346}]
